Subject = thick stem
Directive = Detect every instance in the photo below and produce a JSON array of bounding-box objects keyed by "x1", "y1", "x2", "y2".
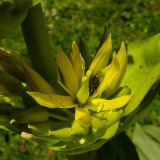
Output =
[
  {"x1": 21, "y1": 3, "x2": 63, "y2": 93},
  {"x1": 66, "y1": 153, "x2": 90, "y2": 160},
  {"x1": 49, "y1": 113, "x2": 69, "y2": 122}
]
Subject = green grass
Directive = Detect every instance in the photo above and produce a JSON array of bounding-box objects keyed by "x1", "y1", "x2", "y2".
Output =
[{"x1": 0, "y1": 129, "x2": 66, "y2": 160}]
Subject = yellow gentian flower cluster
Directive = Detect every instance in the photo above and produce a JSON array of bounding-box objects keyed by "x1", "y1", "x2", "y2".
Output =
[{"x1": 23, "y1": 34, "x2": 133, "y2": 133}]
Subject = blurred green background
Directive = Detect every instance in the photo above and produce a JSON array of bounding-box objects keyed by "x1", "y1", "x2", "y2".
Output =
[{"x1": 0, "y1": 0, "x2": 160, "y2": 159}]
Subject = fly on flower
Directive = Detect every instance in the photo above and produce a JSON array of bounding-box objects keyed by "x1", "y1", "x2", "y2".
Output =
[{"x1": 89, "y1": 71, "x2": 104, "y2": 96}]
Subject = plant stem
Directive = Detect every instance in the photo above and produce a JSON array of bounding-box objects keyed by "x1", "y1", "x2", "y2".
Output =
[
  {"x1": 66, "y1": 153, "x2": 90, "y2": 160},
  {"x1": 21, "y1": 3, "x2": 63, "y2": 93},
  {"x1": 49, "y1": 113, "x2": 69, "y2": 122},
  {"x1": 59, "y1": 108, "x2": 74, "y2": 117}
]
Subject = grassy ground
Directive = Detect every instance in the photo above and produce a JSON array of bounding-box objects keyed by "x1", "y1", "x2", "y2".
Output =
[{"x1": 0, "y1": 129, "x2": 67, "y2": 160}]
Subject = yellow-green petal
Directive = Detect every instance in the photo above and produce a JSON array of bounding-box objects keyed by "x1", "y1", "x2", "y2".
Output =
[
  {"x1": 57, "y1": 69, "x2": 73, "y2": 96},
  {"x1": 56, "y1": 46, "x2": 79, "y2": 95},
  {"x1": 49, "y1": 128, "x2": 74, "y2": 142},
  {"x1": 69, "y1": 41, "x2": 85, "y2": 85},
  {"x1": 96, "y1": 52, "x2": 120, "y2": 94},
  {"x1": 117, "y1": 42, "x2": 127, "y2": 81},
  {"x1": 70, "y1": 121, "x2": 89, "y2": 136},
  {"x1": 76, "y1": 76, "x2": 89, "y2": 105},
  {"x1": 27, "y1": 92, "x2": 76, "y2": 108},
  {"x1": 105, "y1": 110, "x2": 123, "y2": 125},
  {"x1": 103, "y1": 42, "x2": 127, "y2": 96},
  {"x1": 92, "y1": 112, "x2": 106, "y2": 131},
  {"x1": 101, "y1": 121, "x2": 119, "y2": 139},
  {"x1": 89, "y1": 34, "x2": 112, "y2": 74},
  {"x1": 88, "y1": 94, "x2": 134, "y2": 111},
  {"x1": 75, "y1": 107, "x2": 92, "y2": 127},
  {"x1": 21, "y1": 61, "x2": 56, "y2": 94},
  {"x1": 92, "y1": 110, "x2": 123, "y2": 131}
]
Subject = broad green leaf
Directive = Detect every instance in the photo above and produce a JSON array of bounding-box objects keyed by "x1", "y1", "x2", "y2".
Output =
[
  {"x1": 98, "y1": 132, "x2": 139, "y2": 160},
  {"x1": 31, "y1": 136, "x2": 60, "y2": 146},
  {"x1": 98, "y1": 142, "x2": 117, "y2": 160},
  {"x1": 0, "y1": 0, "x2": 42, "y2": 39},
  {"x1": 142, "y1": 125, "x2": 160, "y2": 143},
  {"x1": 117, "y1": 34, "x2": 160, "y2": 133},
  {"x1": 117, "y1": 64, "x2": 160, "y2": 133},
  {"x1": 48, "y1": 134, "x2": 107, "y2": 155},
  {"x1": 123, "y1": 63, "x2": 160, "y2": 117},
  {"x1": 133, "y1": 123, "x2": 160, "y2": 160},
  {"x1": 122, "y1": 33, "x2": 160, "y2": 93},
  {"x1": 136, "y1": 148, "x2": 148, "y2": 160}
]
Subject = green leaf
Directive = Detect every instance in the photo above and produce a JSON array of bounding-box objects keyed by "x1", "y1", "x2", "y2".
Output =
[
  {"x1": 11, "y1": 106, "x2": 49, "y2": 123},
  {"x1": 70, "y1": 121, "x2": 88, "y2": 136},
  {"x1": 122, "y1": 33, "x2": 160, "y2": 94},
  {"x1": 123, "y1": 63, "x2": 160, "y2": 116},
  {"x1": 101, "y1": 121, "x2": 119, "y2": 139},
  {"x1": 117, "y1": 34, "x2": 160, "y2": 132},
  {"x1": 96, "y1": 25, "x2": 108, "y2": 53},
  {"x1": 98, "y1": 132, "x2": 139, "y2": 160},
  {"x1": 79, "y1": 37, "x2": 91, "y2": 71},
  {"x1": 98, "y1": 141, "x2": 117, "y2": 160},
  {"x1": 118, "y1": 65, "x2": 160, "y2": 133},
  {"x1": 142, "y1": 125, "x2": 160, "y2": 143},
  {"x1": 0, "y1": 0, "x2": 42, "y2": 39},
  {"x1": 133, "y1": 123, "x2": 160, "y2": 160},
  {"x1": 0, "y1": 70, "x2": 24, "y2": 95},
  {"x1": 28, "y1": 122, "x2": 51, "y2": 137},
  {"x1": 32, "y1": 136, "x2": 60, "y2": 146},
  {"x1": 49, "y1": 128, "x2": 75, "y2": 142}
]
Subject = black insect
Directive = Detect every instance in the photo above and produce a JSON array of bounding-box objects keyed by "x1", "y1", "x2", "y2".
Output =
[{"x1": 89, "y1": 73, "x2": 100, "y2": 96}]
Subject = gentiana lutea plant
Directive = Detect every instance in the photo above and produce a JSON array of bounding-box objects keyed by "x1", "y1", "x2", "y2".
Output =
[
  {"x1": 0, "y1": 1, "x2": 160, "y2": 159},
  {"x1": 0, "y1": 33, "x2": 133, "y2": 154},
  {"x1": 23, "y1": 35, "x2": 134, "y2": 151}
]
